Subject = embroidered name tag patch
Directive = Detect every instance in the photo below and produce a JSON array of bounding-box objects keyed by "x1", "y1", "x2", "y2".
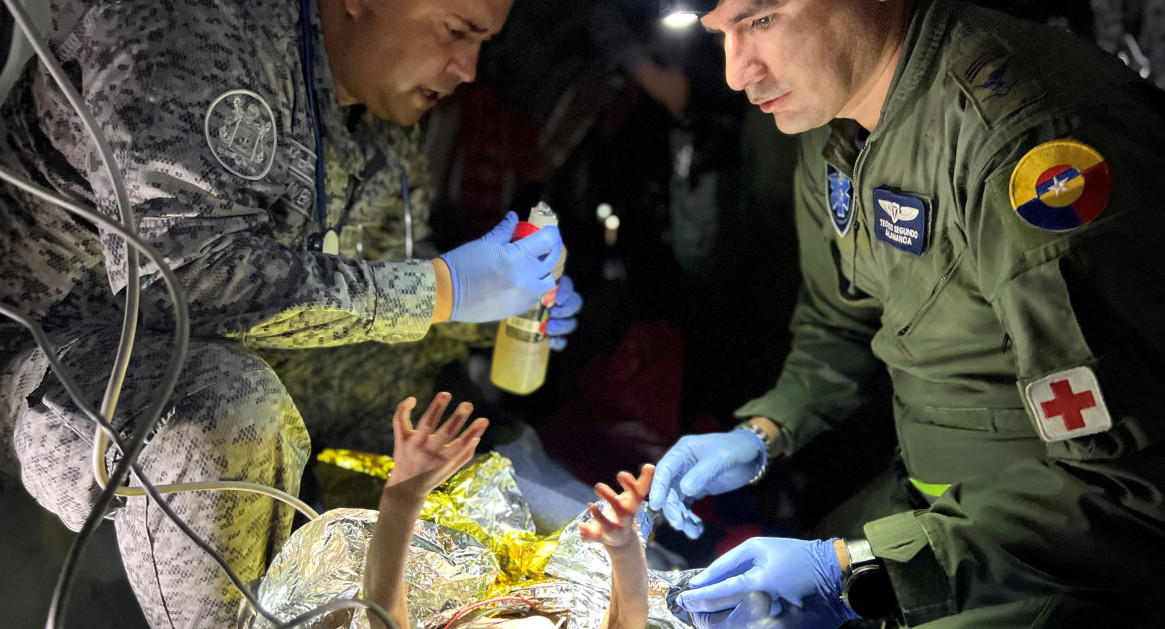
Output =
[
  {"x1": 1024, "y1": 366, "x2": 1113, "y2": 442},
  {"x1": 205, "y1": 89, "x2": 277, "y2": 180},
  {"x1": 873, "y1": 187, "x2": 927, "y2": 255},
  {"x1": 1009, "y1": 140, "x2": 1112, "y2": 231}
]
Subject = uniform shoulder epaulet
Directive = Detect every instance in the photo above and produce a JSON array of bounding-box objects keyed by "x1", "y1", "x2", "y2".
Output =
[{"x1": 947, "y1": 32, "x2": 1044, "y2": 128}]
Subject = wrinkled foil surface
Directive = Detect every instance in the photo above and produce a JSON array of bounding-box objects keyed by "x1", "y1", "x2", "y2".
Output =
[
  {"x1": 243, "y1": 452, "x2": 691, "y2": 629},
  {"x1": 248, "y1": 509, "x2": 499, "y2": 629}
]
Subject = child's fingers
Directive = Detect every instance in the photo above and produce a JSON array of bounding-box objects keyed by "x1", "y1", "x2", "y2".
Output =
[
  {"x1": 416, "y1": 392, "x2": 452, "y2": 439},
  {"x1": 579, "y1": 521, "x2": 600, "y2": 541},
  {"x1": 439, "y1": 436, "x2": 481, "y2": 480},
  {"x1": 594, "y1": 482, "x2": 635, "y2": 520},
  {"x1": 601, "y1": 477, "x2": 638, "y2": 514},
  {"x1": 588, "y1": 502, "x2": 623, "y2": 531},
  {"x1": 635, "y1": 464, "x2": 656, "y2": 494},
  {"x1": 616, "y1": 471, "x2": 644, "y2": 503},
  {"x1": 448, "y1": 417, "x2": 489, "y2": 450},
  {"x1": 393, "y1": 397, "x2": 417, "y2": 444},
  {"x1": 437, "y1": 401, "x2": 474, "y2": 441}
]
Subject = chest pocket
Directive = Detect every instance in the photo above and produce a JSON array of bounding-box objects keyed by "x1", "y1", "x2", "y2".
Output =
[
  {"x1": 264, "y1": 136, "x2": 317, "y2": 246},
  {"x1": 872, "y1": 226, "x2": 971, "y2": 365}
]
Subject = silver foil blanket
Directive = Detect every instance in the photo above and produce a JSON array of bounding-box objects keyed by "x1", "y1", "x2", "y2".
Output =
[{"x1": 248, "y1": 509, "x2": 499, "y2": 629}]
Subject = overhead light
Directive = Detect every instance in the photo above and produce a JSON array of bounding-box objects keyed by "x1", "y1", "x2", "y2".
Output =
[
  {"x1": 658, "y1": 0, "x2": 718, "y2": 17},
  {"x1": 662, "y1": 12, "x2": 699, "y2": 29}
]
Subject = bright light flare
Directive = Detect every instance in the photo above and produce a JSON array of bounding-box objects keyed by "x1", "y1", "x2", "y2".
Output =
[{"x1": 662, "y1": 12, "x2": 699, "y2": 29}]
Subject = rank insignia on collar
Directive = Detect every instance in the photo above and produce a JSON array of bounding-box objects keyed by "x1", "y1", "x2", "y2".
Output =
[
  {"x1": 827, "y1": 164, "x2": 854, "y2": 238},
  {"x1": 1024, "y1": 366, "x2": 1112, "y2": 442},
  {"x1": 873, "y1": 187, "x2": 928, "y2": 255},
  {"x1": 205, "y1": 89, "x2": 278, "y2": 180},
  {"x1": 1009, "y1": 140, "x2": 1112, "y2": 231}
]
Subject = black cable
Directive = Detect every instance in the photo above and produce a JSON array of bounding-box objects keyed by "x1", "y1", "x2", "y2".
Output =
[
  {"x1": 0, "y1": 180, "x2": 395, "y2": 629},
  {"x1": 0, "y1": 2, "x2": 398, "y2": 626}
]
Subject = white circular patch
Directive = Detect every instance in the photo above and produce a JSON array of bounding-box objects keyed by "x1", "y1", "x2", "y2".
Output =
[{"x1": 204, "y1": 89, "x2": 277, "y2": 180}]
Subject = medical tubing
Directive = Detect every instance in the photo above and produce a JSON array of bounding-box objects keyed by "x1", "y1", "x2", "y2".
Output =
[
  {"x1": 0, "y1": 173, "x2": 276, "y2": 623},
  {"x1": 1, "y1": 0, "x2": 138, "y2": 492},
  {"x1": 0, "y1": 305, "x2": 288, "y2": 625},
  {"x1": 1, "y1": 5, "x2": 359, "y2": 626},
  {"x1": 1, "y1": 164, "x2": 171, "y2": 498},
  {"x1": 0, "y1": 309, "x2": 310, "y2": 520},
  {"x1": 278, "y1": 599, "x2": 397, "y2": 629},
  {"x1": 0, "y1": 169, "x2": 318, "y2": 621},
  {"x1": 0, "y1": 312, "x2": 354, "y2": 629},
  {"x1": 0, "y1": 167, "x2": 178, "y2": 629},
  {"x1": 0, "y1": 6, "x2": 142, "y2": 626},
  {"x1": 0, "y1": 175, "x2": 320, "y2": 519},
  {"x1": 0, "y1": 0, "x2": 142, "y2": 439}
]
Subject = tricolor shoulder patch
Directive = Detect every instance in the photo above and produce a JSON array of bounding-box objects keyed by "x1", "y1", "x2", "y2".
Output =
[
  {"x1": 1009, "y1": 140, "x2": 1112, "y2": 231},
  {"x1": 1024, "y1": 366, "x2": 1112, "y2": 442}
]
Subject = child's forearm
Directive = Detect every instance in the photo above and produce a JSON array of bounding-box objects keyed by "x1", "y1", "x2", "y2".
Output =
[
  {"x1": 364, "y1": 486, "x2": 427, "y2": 629},
  {"x1": 601, "y1": 542, "x2": 649, "y2": 629}
]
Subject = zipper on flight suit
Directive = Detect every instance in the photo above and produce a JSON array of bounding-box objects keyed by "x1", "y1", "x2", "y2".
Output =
[
  {"x1": 897, "y1": 270, "x2": 951, "y2": 336},
  {"x1": 848, "y1": 218, "x2": 861, "y2": 297},
  {"x1": 849, "y1": 130, "x2": 958, "y2": 338},
  {"x1": 847, "y1": 139, "x2": 872, "y2": 298}
]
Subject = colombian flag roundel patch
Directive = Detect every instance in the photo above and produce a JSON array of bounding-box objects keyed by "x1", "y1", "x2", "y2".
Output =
[{"x1": 1008, "y1": 140, "x2": 1112, "y2": 231}]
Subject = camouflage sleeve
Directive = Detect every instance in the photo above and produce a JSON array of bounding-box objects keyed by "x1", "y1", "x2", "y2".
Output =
[
  {"x1": 865, "y1": 100, "x2": 1165, "y2": 623},
  {"x1": 732, "y1": 128, "x2": 885, "y2": 456},
  {"x1": 47, "y1": 2, "x2": 433, "y2": 349}
]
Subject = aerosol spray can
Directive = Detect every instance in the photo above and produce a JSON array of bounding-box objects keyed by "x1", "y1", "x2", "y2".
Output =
[{"x1": 490, "y1": 202, "x2": 566, "y2": 394}]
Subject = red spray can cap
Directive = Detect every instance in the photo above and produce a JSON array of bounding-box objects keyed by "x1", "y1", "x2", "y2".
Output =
[{"x1": 511, "y1": 221, "x2": 540, "y2": 241}]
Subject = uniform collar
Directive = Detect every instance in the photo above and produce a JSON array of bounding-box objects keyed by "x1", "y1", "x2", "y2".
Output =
[
  {"x1": 876, "y1": 0, "x2": 952, "y2": 133},
  {"x1": 304, "y1": 0, "x2": 364, "y2": 175},
  {"x1": 821, "y1": 0, "x2": 954, "y2": 174},
  {"x1": 305, "y1": 0, "x2": 410, "y2": 186}
]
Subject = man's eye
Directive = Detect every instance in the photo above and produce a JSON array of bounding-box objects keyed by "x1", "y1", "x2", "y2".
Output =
[
  {"x1": 448, "y1": 26, "x2": 467, "y2": 40},
  {"x1": 751, "y1": 14, "x2": 775, "y2": 30}
]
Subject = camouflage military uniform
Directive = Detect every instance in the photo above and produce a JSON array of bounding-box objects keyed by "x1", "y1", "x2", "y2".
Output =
[
  {"x1": 258, "y1": 118, "x2": 493, "y2": 457},
  {"x1": 0, "y1": 0, "x2": 444, "y2": 626}
]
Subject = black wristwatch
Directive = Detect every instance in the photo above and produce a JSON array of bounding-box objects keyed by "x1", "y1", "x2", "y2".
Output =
[{"x1": 841, "y1": 538, "x2": 899, "y2": 620}]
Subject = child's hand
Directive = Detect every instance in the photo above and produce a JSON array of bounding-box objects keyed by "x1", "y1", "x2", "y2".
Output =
[
  {"x1": 580, "y1": 464, "x2": 656, "y2": 549},
  {"x1": 386, "y1": 393, "x2": 489, "y2": 501}
]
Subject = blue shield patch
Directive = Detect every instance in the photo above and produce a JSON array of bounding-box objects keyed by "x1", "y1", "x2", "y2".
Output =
[
  {"x1": 872, "y1": 187, "x2": 928, "y2": 255},
  {"x1": 827, "y1": 165, "x2": 854, "y2": 238}
]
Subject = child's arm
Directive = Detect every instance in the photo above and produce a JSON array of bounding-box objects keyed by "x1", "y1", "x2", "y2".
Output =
[
  {"x1": 364, "y1": 393, "x2": 489, "y2": 629},
  {"x1": 579, "y1": 464, "x2": 656, "y2": 629}
]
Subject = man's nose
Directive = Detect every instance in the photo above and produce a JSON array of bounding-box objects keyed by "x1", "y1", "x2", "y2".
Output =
[
  {"x1": 723, "y1": 33, "x2": 764, "y2": 92},
  {"x1": 447, "y1": 44, "x2": 479, "y2": 84}
]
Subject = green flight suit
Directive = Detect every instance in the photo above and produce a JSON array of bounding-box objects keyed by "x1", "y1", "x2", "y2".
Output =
[{"x1": 733, "y1": 0, "x2": 1165, "y2": 625}]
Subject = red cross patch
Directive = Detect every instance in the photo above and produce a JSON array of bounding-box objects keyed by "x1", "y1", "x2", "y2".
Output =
[{"x1": 1024, "y1": 366, "x2": 1112, "y2": 442}]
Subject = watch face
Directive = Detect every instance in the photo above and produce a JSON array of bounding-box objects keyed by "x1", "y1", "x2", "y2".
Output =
[{"x1": 844, "y1": 565, "x2": 898, "y2": 620}]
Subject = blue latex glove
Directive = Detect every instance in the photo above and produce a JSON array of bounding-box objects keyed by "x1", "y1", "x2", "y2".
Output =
[
  {"x1": 439, "y1": 212, "x2": 564, "y2": 323},
  {"x1": 679, "y1": 538, "x2": 857, "y2": 629},
  {"x1": 546, "y1": 274, "x2": 582, "y2": 351},
  {"x1": 647, "y1": 430, "x2": 766, "y2": 538},
  {"x1": 692, "y1": 592, "x2": 778, "y2": 629}
]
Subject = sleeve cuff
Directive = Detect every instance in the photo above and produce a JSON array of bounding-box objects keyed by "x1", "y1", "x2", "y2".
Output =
[
  {"x1": 369, "y1": 259, "x2": 436, "y2": 343},
  {"x1": 733, "y1": 396, "x2": 803, "y2": 456},
  {"x1": 865, "y1": 511, "x2": 957, "y2": 625}
]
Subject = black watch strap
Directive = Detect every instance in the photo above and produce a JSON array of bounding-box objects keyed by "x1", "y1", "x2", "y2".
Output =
[{"x1": 842, "y1": 538, "x2": 899, "y2": 620}]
